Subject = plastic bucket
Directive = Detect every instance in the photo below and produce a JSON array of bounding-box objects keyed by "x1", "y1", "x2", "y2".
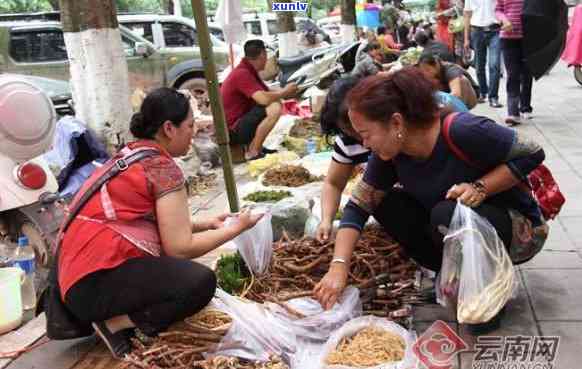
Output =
[{"x1": 0, "y1": 267, "x2": 24, "y2": 334}]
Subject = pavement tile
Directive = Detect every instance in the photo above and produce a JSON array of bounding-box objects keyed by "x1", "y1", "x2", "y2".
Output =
[
  {"x1": 521, "y1": 250, "x2": 582, "y2": 269},
  {"x1": 522, "y1": 269, "x2": 582, "y2": 321},
  {"x1": 559, "y1": 216, "x2": 582, "y2": 248},
  {"x1": 413, "y1": 303, "x2": 457, "y2": 323},
  {"x1": 538, "y1": 322, "x2": 582, "y2": 369},
  {"x1": 6, "y1": 336, "x2": 98, "y2": 369},
  {"x1": 543, "y1": 221, "x2": 578, "y2": 252}
]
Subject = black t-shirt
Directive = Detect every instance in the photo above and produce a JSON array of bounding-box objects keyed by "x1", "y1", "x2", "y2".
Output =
[{"x1": 440, "y1": 62, "x2": 480, "y2": 95}]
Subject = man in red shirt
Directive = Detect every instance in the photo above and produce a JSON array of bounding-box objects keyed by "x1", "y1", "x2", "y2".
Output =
[{"x1": 221, "y1": 39, "x2": 298, "y2": 160}]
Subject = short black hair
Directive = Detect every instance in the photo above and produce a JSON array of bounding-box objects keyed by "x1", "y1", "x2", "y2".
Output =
[
  {"x1": 244, "y1": 39, "x2": 266, "y2": 59},
  {"x1": 377, "y1": 26, "x2": 387, "y2": 35},
  {"x1": 320, "y1": 76, "x2": 361, "y2": 139},
  {"x1": 418, "y1": 51, "x2": 441, "y2": 66},
  {"x1": 414, "y1": 30, "x2": 430, "y2": 47}
]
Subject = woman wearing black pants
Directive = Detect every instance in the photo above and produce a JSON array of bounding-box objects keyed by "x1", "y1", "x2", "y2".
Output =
[
  {"x1": 57, "y1": 88, "x2": 263, "y2": 358},
  {"x1": 313, "y1": 68, "x2": 548, "y2": 333},
  {"x1": 496, "y1": 0, "x2": 533, "y2": 126}
]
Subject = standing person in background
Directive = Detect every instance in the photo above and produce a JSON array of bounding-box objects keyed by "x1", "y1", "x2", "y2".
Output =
[
  {"x1": 496, "y1": 0, "x2": 533, "y2": 126},
  {"x1": 464, "y1": 0, "x2": 503, "y2": 108},
  {"x1": 436, "y1": 0, "x2": 454, "y2": 51}
]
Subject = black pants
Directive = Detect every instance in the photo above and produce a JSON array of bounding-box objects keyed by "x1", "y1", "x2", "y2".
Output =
[
  {"x1": 229, "y1": 105, "x2": 267, "y2": 145},
  {"x1": 372, "y1": 190, "x2": 513, "y2": 271},
  {"x1": 64, "y1": 256, "x2": 217, "y2": 335},
  {"x1": 501, "y1": 38, "x2": 533, "y2": 116}
]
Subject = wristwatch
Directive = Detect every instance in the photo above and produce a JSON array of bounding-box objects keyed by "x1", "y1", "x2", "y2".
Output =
[{"x1": 472, "y1": 179, "x2": 488, "y2": 196}]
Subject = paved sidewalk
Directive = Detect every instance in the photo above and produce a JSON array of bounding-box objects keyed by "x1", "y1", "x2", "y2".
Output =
[
  {"x1": 414, "y1": 62, "x2": 582, "y2": 369},
  {"x1": 3, "y1": 62, "x2": 582, "y2": 369}
]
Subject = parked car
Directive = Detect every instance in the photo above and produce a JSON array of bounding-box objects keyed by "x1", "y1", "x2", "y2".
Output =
[
  {"x1": 0, "y1": 13, "x2": 230, "y2": 112},
  {"x1": 119, "y1": 14, "x2": 242, "y2": 68},
  {"x1": 241, "y1": 12, "x2": 332, "y2": 48}
]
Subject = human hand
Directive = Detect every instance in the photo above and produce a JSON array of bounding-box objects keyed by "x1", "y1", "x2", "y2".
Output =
[
  {"x1": 207, "y1": 213, "x2": 230, "y2": 230},
  {"x1": 501, "y1": 20, "x2": 512, "y2": 32},
  {"x1": 232, "y1": 208, "x2": 264, "y2": 232},
  {"x1": 316, "y1": 220, "x2": 333, "y2": 243},
  {"x1": 284, "y1": 82, "x2": 299, "y2": 97},
  {"x1": 445, "y1": 182, "x2": 486, "y2": 208},
  {"x1": 313, "y1": 263, "x2": 348, "y2": 310}
]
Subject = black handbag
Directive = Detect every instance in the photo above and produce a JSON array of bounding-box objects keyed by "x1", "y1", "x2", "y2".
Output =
[{"x1": 44, "y1": 147, "x2": 159, "y2": 340}]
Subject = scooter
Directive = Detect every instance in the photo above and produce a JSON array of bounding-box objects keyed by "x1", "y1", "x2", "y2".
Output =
[
  {"x1": 0, "y1": 76, "x2": 65, "y2": 294},
  {"x1": 281, "y1": 41, "x2": 361, "y2": 92}
]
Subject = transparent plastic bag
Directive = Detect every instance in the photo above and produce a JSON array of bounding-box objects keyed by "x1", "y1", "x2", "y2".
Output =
[
  {"x1": 270, "y1": 286, "x2": 362, "y2": 342},
  {"x1": 438, "y1": 203, "x2": 517, "y2": 324},
  {"x1": 314, "y1": 315, "x2": 417, "y2": 369},
  {"x1": 210, "y1": 288, "x2": 362, "y2": 365},
  {"x1": 224, "y1": 210, "x2": 273, "y2": 275},
  {"x1": 210, "y1": 289, "x2": 297, "y2": 363}
]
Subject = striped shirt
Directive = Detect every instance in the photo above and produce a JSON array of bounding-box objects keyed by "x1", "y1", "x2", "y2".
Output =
[
  {"x1": 332, "y1": 135, "x2": 371, "y2": 165},
  {"x1": 495, "y1": 0, "x2": 524, "y2": 39}
]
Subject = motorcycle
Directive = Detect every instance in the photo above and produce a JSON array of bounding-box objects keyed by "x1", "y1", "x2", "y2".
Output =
[
  {"x1": 279, "y1": 41, "x2": 361, "y2": 92},
  {"x1": 0, "y1": 75, "x2": 66, "y2": 294}
]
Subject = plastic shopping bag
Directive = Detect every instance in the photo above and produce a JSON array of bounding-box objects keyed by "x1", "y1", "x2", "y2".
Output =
[
  {"x1": 210, "y1": 289, "x2": 297, "y2": 363},
  {"x1": 314, "y1": 315, "x2": 417, "y2": 369},
  {"x1": 210, "y1": 288, "x2": 362, "y2": 365},
  {"x1": 225, "y1": 210, "x2": 273, "y2": 275},
  {"x1": 438, "y1": 203, "x2": 517, "y2": 324}
]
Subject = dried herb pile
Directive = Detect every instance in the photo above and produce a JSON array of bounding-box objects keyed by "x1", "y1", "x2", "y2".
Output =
[
  {"x1": 289, "y1": 119, "x2": 321, "y2": 139},
  {"x1": 262, "y1": 165, "x2": 322, "y2": 187}
]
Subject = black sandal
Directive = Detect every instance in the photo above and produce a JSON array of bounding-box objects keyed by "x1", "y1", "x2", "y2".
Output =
[{"x1": 92, "y1": 321, "x2": 132, "y2": 359}]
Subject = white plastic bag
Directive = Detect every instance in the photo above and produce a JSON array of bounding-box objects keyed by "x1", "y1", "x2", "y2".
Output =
[
  {"x1": 210, "y1": 289, "x2": 297, "y2": 363},
  {"x1": 438, "y1": 203, "x2": 517, "y2": 324},
  {"x1": 210, "y1": 288, "x2": 362, "y2": 365},
  {"x1": 225, "y1": 210, "x2": 273, "y2": 275},
  {"x1": 270, "y1": 286, "x2": 362, "y2": 342},
  {"x1": 315, "y1": 316, "x2": 417, "y2": 369}
]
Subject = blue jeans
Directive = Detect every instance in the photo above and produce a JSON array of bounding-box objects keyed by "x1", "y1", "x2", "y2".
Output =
[
  {"x1": 501, "y1": 38, "x2": 533, "y2": 116},
  {"x1": 471, "y1": 28, "x2": 501, "y2": 99}
]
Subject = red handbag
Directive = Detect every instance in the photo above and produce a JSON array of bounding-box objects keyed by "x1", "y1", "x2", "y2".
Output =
[{"x1": 443, "y1": 113, "x2": 565, "y2": 220}]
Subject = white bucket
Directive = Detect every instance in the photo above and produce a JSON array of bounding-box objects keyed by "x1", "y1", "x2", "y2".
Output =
[{"x1": 0, "y1": 267, "x2": 24, "y2": 334}]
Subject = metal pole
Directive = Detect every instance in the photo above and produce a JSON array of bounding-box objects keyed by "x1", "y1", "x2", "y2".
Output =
[{"x1": 190, "y1": 0, "x2": 240, "y2": 212}]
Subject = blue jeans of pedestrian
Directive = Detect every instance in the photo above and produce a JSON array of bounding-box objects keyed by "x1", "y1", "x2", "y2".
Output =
[
  {"x1": 501, "y1": 38, "x2": 533, "y2": 116},
  {"x1": 471, "y1": 28, "x2": 501, "y2": 99}
]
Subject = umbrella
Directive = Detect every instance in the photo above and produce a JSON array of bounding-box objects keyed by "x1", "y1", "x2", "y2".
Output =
[{"x1": 522, "y1": 0, "x2": 569, "y2": 80}]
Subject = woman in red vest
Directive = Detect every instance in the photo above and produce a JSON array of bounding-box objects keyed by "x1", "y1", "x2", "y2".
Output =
[{"x1": 57, "y1": 88, "x2": 263, "y2": 358}]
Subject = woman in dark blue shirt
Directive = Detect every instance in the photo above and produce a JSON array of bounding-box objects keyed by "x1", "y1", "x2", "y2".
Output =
[{"x1": 314, "y1": 68, "x2": 548, "y2": 331}]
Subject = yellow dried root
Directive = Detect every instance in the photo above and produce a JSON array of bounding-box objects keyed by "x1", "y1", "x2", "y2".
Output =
[{"x1": 326, "y1": 327, "x2": 406, "y2": 367}]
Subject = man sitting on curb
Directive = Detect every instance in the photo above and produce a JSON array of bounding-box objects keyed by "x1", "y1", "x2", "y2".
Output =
[{"x1": 221, "y1": 39, "x2": 298, "y2": 161}]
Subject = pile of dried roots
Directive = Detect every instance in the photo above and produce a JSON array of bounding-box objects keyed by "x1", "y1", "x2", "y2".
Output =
[
  {"x1": 242, "y1": 227, "x2": 423, "y2": 320},
  {"x1": 262, "y1": 165, "x2": 322, "y2": 187},
  {"x1": 118, "y1": 309, "x2": 288, "y2": 369},
  {"x1": 186, "y1": 173, "x2": 217, "y2": 197}
]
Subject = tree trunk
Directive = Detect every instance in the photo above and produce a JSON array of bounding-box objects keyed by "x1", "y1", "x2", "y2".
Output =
[
  {"x1": 59, "y1": 0, "x2": 132, "y2": 151},
  {"x1": 341, "y1": 0, "x2": 356, "y2": 43},
  {"x1": 276, "y1": 1, "x2": 298, "y2": 57}
]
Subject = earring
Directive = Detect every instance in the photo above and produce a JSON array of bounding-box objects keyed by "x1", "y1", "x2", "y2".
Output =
[{"x1": 397, "y1": 132, "x2": 403, "y2": 140}]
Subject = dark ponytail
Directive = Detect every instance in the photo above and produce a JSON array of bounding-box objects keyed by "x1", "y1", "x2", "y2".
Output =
[{"x1": 130, "y1": 87, "x2": 191, "y2": 139}]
